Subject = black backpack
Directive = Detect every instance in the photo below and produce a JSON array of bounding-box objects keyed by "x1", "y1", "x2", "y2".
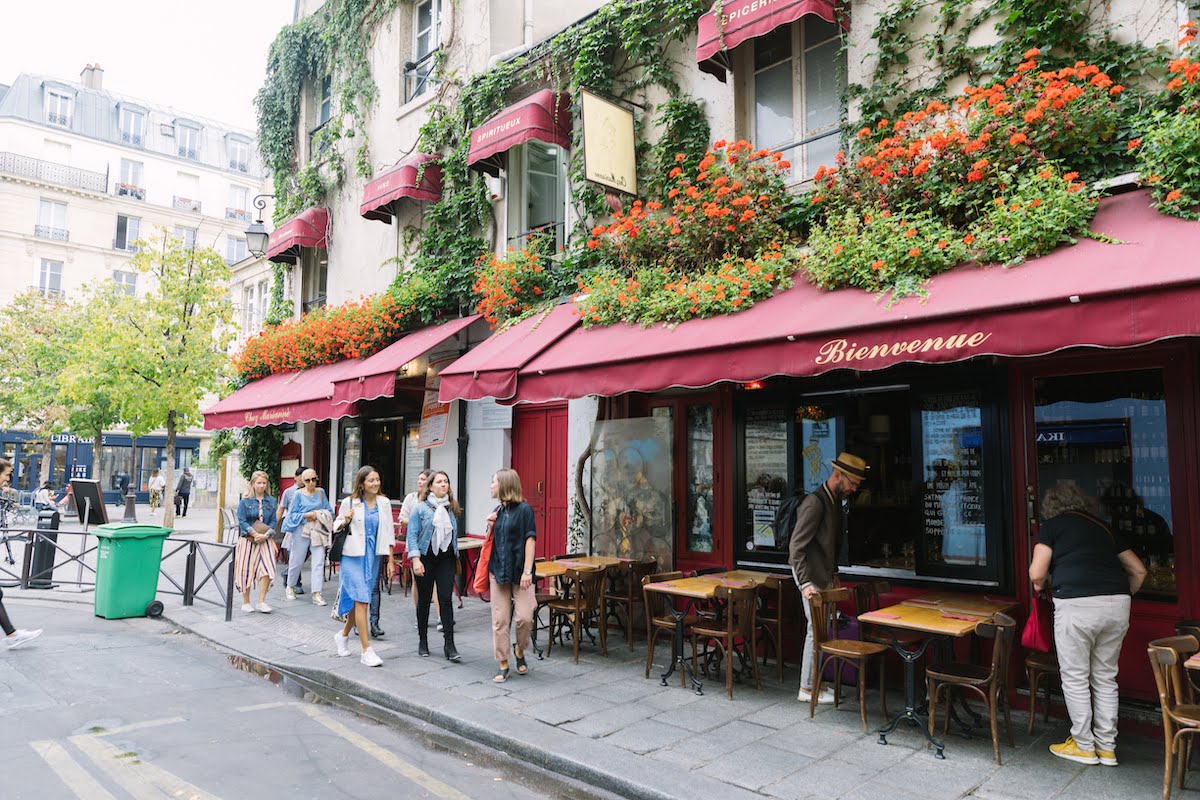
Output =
[{"x1": 773, "y1": 491, "x2": 806, "y2": 550}]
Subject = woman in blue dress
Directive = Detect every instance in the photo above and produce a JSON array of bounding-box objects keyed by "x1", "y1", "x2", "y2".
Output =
[{"x1": 333, "y1": 466, "x2": 395, "y2": 667}]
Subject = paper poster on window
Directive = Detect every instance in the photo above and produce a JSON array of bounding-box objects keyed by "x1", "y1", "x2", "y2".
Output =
[
  {"x1": 921, "y1": 393, "x2": 987, "y2": 567},
  {"x1": 753, "y1": 509, "x2": 776, "y2": 548},
  {"x1": 418, "y1": 390, "x2": 450, "y2": 449}
]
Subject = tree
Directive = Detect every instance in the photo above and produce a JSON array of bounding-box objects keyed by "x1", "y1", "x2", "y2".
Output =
[
  {"x1": 0, "y1": 292, "x2": 75, "y2": 487},
  {"x1": 100, "y1": 231, "x2": 235, "y2": 527}
]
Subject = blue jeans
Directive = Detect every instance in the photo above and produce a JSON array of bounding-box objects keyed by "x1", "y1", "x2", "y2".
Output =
[{"x1": 369, "y1": 557, "x2": 384, "y2": 626}]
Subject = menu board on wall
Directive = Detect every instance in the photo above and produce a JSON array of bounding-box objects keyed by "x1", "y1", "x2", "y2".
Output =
[
  {"x1": 744, "y1": 407, "x2": 789, "y2": 552},
  {"x1": 921, "y1": 392, "x2": 986, "y2": 566},
  {"x1": 404, "y1": 425, "x2": 425, "y2": 497}
]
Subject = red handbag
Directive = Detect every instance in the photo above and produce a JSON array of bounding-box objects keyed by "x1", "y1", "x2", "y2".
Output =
[
  {"x1": 1021, "y1": 593, "x2": 1053, "y2": 652},
  {"x1": 472, "y1": 517, "x2": 496, "y2": 596}
]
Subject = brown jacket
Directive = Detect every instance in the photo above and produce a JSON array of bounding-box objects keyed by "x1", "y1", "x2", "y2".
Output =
[{"x1": 788, "y1": 486, "x2": 841, "y2": 590}]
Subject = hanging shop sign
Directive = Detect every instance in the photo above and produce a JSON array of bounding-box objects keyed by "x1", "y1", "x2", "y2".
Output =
[{"x1": 580, "y1": 88, "x2": 637, "y2": 196}]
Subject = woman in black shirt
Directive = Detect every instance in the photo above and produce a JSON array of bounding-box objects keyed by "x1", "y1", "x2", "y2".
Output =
[
  {"x1": 1029, "y1": 480, "x2": 1146, "y2": 768},
  {"x1": 487, "y1": 468, "x2": 537, "y2": 682}
]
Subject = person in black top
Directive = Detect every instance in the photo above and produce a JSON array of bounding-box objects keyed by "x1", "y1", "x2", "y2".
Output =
[
  {"x1": 1029, "y1": 480, "x2": 1146, "y2": 768},
  {"x1": 486, "y1": 468, "x2": 537, "y2": 682}
]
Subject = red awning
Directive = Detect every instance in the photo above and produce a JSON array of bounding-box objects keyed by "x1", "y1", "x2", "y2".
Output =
[
  {"x1": 331, "y1": 316, "x2": 480, "y2": 405},
  {"x1": 696, "y1": 0, "x2": 846, "y2": 79},
  {"x1": 266, "y1": 207, "x2": 329, "y2": 264},
  {"x1": 202, "y1": 359, "x2": 363, "y2": 430},
  {"x1": 467, "y1": 90, "x2": 572, "y2": 177},
  {"x1": 360, "y1": 154, "x2": 443, "y2": 224},
  {"x1": 438, "y1": 302, "x2": 581, "y2": 402},
  {"x1": 509, "y1": 191, "x2": 1200, "y2": 403}
]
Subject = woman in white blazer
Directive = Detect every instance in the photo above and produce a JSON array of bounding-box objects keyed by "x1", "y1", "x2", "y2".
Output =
[{"x1": 332, "y1": 466, "x2": 395, "y2": 667}]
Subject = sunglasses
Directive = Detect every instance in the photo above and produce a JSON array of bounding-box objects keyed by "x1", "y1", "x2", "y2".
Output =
[{"x1": 304, "y1": 478, "x2": 317, "y2": 483}]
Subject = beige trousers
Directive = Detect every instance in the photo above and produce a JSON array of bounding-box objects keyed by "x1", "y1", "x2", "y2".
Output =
[{"x1": 490, "y1": 577, "x2": 536, "y2": 663}]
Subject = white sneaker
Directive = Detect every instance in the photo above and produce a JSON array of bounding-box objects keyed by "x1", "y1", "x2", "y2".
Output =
[
  {"x1": 312, "y1": 593, "x2": 327, "y2": 607},
  {"x1": 798, "y1": 687, "x2": 837, "y2": 704},
  {"x1": 5, "y1": 629, "x2": 42, "y2": 649},
  {"x1": 361, "y1": 647, "x2": 383, "y2": 667},
  {"x1": 334, "y1": 631, "x2": 351, "y2": 657},
  {"x1": 256, "y1": 602, "x2": 273, "y2": 614},
  {"x1": 285, "y1": 587, "x2": 296, "y2": 601},
  {"x1": 241, "y1": 603, "x2": 255, "y2": 613}
]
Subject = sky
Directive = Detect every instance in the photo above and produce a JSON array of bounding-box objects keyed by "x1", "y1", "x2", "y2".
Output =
[{"x1": 0, "y1": 0, "x2": 296, "y2": 132}]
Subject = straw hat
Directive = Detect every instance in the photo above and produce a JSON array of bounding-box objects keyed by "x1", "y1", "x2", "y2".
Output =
[{"x1": 831, "y1": 452, "x2": 869, "y2": 480}]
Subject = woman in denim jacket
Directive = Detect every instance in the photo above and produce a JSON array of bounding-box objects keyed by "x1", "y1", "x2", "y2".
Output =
[
  {"x1": 407, "y1": 470, "x2": 460, "y2": 662},
  {"x1": 236, "y1": 470, "x2": 279, "y2": 613}
]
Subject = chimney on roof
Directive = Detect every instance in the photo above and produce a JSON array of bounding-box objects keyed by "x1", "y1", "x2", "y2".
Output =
[{"x1": 80, "y1": 63, "x2": 104, "y2": 90}]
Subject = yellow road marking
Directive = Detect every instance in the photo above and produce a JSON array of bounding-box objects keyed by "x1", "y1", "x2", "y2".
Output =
[
  {"x1": 298, "y1": 704, "x2": 472, "y2": 800},
  {"x1": 70, "y1": 733, "x2": 223, "y2": 800},
  {"x1": 94, "y1": 716, "x2": 188, "y2": 736},
  {"x1": 30, "y1": 740, "x2": 119, "y2": 800}
]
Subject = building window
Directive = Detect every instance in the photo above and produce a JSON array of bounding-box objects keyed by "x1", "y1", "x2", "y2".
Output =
[
  {"x1": 45, "y1": 91, "x2": 72, "y2": 127},
  {"x1": 256, "y1": 278, "x2": 270, "y2": 326},
  {"x1": 319, "y1": 76, "x2": 333, "y2": 127},
  {"x1": 97, "y1": 445, "x2": 133, "y2": 494},
  {"x1": 38, "y1": 259, "x2": 63, "y2": 298},
  {"x1": 300, "y1": 249, "x2": 328, "y2": 313},
  {"x1": 36, "y1": 199, "x2": 68, "y2": 241},
  {"x1": 113, "y1": 270, "x2": 137, "y2": 295},
  {"x1": 177, "y1": 125, "x2": 200, "y2": 160},
  {"x1": 241, "y1": 284, "x2": 255, "y2": 331},
  {"x1": 406, "y1": 0, "x2": 443, "y2": 101},
  {"x1": 506, "y1": 141, "x2": 565, "y2": 251},
  {"x1": 114, "y1": 214, "x2": 140, "y2": 251},
  {"x1": 743, "y1": 18, "x2": 844, "y2": 181},
  {"x1": 309, "y1": 77, "x2": 333, "y2": 155},
  {"x1": 120, "y1": 108, "x2": 145, "y2": 146},
  {"x1": 174, "y1": 226, "x2": 197, "y2": 250},
  {"x1": 227, "y1": 185, "x2": 250, "y2": 221},
  {"x1": 116, "y1": 159, "x2": 145, "y2": 200},
  {"x1": 225, "y1": 236, "x2": 248, "y2": 265},
  {"x1": 228, "y1": 138, "x2": 250, "y2": 172}
]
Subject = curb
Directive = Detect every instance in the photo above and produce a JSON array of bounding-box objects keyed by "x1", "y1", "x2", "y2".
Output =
[{"x1": 165, "y1": 609, "x2": 762, "y2": 800}]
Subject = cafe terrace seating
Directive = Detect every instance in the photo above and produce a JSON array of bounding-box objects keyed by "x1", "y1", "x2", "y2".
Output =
[
  {"x1": 546, "y1": 567, "x2": 607, "y2": 663},
  {"x1": 809, "y1": 587, "x2": 890, "y2": 732},
  {"x1": 926, "y1": 612, "x2": 1017, "y2": 765},
  {"x1": 642, "y1": 571, "x2": 696, "y2": 683},
  {"x1": 1148, "y1": 635, "x2": 1200, "y2": 800},
  {"x1": 689, "y1": 582, "x2": 762, "y2": 700},
  {"x1": 603, "y1": 559, "x2": 658, "y2": 650},
  {"x1": 1024, "y1": 649, "x2": 1060, "y2": 735},
  {"x1": 756, "y1": 573, "x2": 795, "y2": 682}
]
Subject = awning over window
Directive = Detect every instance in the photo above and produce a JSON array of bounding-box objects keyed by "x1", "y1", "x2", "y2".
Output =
[
  {"x1": 360, "y1": 154, "x2": 443, "y2": 224},
  {"x1": 696, "y1": 0, "x2": 846, "y2": 79},
  {"x1": 501, "y1": 191, "x2": 1200, "y2": 403},
  {"x1": 438, "y1": 302, "x2": 581, "y2": 402},
  {"x1": 266, "y1": 207, "x2": 329, "y2": 264},
  {"x1": 331, "y1": 315, "x2": 480, "y2": 405},
  {"x1": 467, "y1": 90, "x2": 572, "y2": 177},
  {"x1": 202, "y1": 359, "x2": 362, "y2": 430}
]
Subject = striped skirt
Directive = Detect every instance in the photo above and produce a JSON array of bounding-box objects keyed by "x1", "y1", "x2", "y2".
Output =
[{"x1": 234, "y1": 535, "x2": 278, "y2": 592}]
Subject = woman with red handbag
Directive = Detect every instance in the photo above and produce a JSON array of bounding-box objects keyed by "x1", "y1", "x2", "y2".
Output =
[
  {"x1": 486, "y1": 469, "x2": 537, "y2": 683},
  {"x1": 1029, "y1": 480, "x2": 1147, "y2": 768}
]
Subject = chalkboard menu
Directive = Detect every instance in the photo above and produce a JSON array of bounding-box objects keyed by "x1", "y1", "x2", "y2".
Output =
[
  {"x1": 920, "y1": 392, "x2": 986, "y2": 567},
  {"x1": 743, "y1": 407, "x2": 789, "y2": 552}
]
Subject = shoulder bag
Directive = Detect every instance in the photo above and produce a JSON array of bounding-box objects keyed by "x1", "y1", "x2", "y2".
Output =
[
  {"x1": 472, "y1": 504, "x2": 500, "y2": 595},
  {"x1": 329, "y1": 498, "x2": 350, "y2": 563},
  {"x1": 1021, "y1": 591, "x2": 1053, "y2": 653}
]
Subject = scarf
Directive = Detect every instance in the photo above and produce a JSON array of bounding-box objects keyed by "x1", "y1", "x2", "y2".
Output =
[{"x1": 429, "y1": 495, "x2": 454, "y2": 554}]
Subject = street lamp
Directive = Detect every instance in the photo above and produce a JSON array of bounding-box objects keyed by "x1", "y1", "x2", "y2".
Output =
[{"x1": 245, "y1": 194, "x2": 275, "y2": 258}]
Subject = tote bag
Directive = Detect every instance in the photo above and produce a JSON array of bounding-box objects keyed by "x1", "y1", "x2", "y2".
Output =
[
  {"x1": 472, "y1": 508, "x2": 499, "y2": 595},
  {"x1": 1021, "y1": 593, "x2": 1053, "y2": 653}
]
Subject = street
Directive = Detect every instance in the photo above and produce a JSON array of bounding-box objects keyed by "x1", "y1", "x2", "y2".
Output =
[{"x1": 0, "y1": 595, "x2": 611, "y2": 800}]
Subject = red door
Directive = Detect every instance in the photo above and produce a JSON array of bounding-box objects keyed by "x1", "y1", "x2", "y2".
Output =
[{"x1": 512, "y1": 403, "x2": 569, "y2": 559}]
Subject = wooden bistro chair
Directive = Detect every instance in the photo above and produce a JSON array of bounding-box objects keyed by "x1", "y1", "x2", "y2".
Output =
[
  {"x1": 756, "y1": 574, "x2": 794, "y2": 682},
  {"x1": 809, "y1": 587, "x2": 889, "y2": 732},
  {"x1": 926, "y1": 612, "x2": 1017, "y2": 765},
  {"x1": 604, "y1": 559, "x2": 658, "y2": 650},
  {"x1": 547, "y1": 567, "x2": 607, "y2": 663},
  {"x1": 642, "y1": 571, "x2": 695, "y2": 683},
  {"x1": 1148, "y1": 635, "x2": 1200, "y2": 800},
  {"x1": 1025, "y1": 649, "x2": 1060, "y2": 735},
  {"x1": 690, "y1": 583, "x2": 762, "y2": 700}
]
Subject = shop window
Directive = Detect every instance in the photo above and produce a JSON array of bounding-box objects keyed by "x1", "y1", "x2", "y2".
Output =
[
  {"x1": 686, "y1": 405, "x2": 715, "y2": 553},
  {"x1": 97, "y1": 445, "x2": 133, "y2": 493},
  {"x1": 139, "y1": 446, "x2": 165, "y2": 491},
  {"x1": 1034, "y1": 369, "x2": 1175, "y2": 600}
]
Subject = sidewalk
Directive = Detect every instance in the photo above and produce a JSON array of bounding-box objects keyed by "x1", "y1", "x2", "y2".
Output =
[{"x1": 145, "y1": 575, "x2": 1164, "y2": 800}]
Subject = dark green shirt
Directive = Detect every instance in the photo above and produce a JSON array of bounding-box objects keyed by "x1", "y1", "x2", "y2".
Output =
[{"x1": 489, "y1": 501, "x2": 536, "y2": 585}]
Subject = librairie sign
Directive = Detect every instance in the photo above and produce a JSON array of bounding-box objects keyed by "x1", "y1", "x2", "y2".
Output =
[{"x1": 580, "y1": 88, "x2": 637, "y2": 196}]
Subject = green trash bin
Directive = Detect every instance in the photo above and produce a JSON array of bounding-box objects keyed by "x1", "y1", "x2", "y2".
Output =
[{"x1": 93, "y1": 523, "x2": 173, "y2": 619}]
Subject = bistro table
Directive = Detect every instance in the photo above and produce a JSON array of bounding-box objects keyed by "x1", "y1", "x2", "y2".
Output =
[
  {"x1": 455, "y1": 536, "x2": 486, "y2": 603},
  {"x1": 858, "y1": 594, "x2": 1017, "y2": 758},
  {"x1": 531, "y1": 559, "x2": 604, "y2": 657},
  {"x1": 642, "y1": 570, "x2": 773, "y2": 695}
]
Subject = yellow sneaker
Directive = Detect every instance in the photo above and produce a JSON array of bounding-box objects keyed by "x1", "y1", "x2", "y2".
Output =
[
  {"x1": 1050, "y1": 737, "x2": 1100, "y2": 765},
  {"x1": 1097, "y1": 749, "x2": 1117, "y2": 766}
]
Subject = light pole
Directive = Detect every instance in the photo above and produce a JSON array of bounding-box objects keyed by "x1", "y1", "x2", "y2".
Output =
[{"x1": 245, "y1": 194, "x2": 275, "y2": 258}]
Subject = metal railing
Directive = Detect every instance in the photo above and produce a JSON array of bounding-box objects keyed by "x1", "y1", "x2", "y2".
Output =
[
  {"x1": 0, "y1": 151, "x2": 108, "y2": 193},
  {"x1": 113, "y1": 238, "x2": 139, "y2": 253},
  {"x1": 178, "y1": 146, "x2": 198, "y2": 160},
  {"x1": 506, "y1": 221, "x2": 564, "y2": 250},
  {"x1": 228, "y1": 159, "x2": 248, "y2": 173},
  {"x1": 121, "y1": 130, "x2": 144, "y2": 147},
  {"x1": 34, "y1": 225, "x2": 69, "y2": 241},
  {"x1": 302, "y1": 295, "x2": 327, "y2": 313},
  {"x1": 1, "y1": 528, "x2": 237, "y2": 622},
  {"x1": 116, "y1": 182, "x2": 146, "y2": 200},
  {"x1": 46, "y1": 112, "x2": 71, "y2": 127},
  {"x1": 773, "y1": 128, "x2": 842, "y2": 187},
  {"x1": 403, "y1": 50, "x2": 439, "y2": 103},
  {"x1": 226, "y1": 207, "x2": 250, "y2": 221},
  {"x1": 173, "y1": 196, "x2": 202, "y2": 213}
]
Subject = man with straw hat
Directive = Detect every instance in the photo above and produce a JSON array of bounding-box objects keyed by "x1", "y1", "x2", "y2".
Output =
[{"x1": 789, "y1": 452, "x2": 868, "y2": 704}]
